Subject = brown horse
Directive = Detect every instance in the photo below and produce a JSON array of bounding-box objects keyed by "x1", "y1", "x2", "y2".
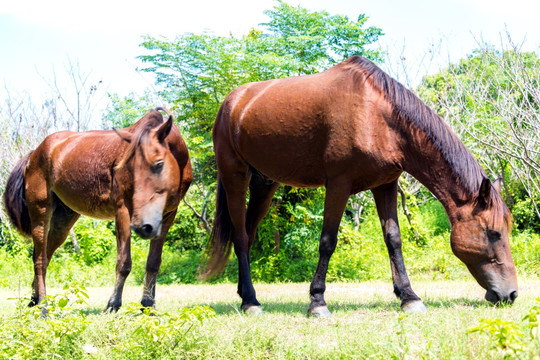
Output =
[
  {"x1": 3, "y1": 108, "x2": 192, "y2": 313},
  {"x1": 202, "y1": 56, "x2": 518, "y2": 316}
]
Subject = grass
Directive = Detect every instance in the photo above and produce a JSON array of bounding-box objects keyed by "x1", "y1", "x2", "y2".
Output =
[{"x1": 1, "y1": 279, "x2": 539, "y2": 359}]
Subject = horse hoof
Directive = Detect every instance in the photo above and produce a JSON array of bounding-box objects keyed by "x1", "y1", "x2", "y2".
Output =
[
  {"x1": 308, "y1": 306, "x2": 332, "y2": 318},
  {"x1": 104, "y1": 305, "x2": 120, "y2": 313},
  {"x1": 243, "y1": 305, "x2": 263, "y2": 315},
  {"x1": 401, "y1": 300, "x2": 427, "y2": 313}
]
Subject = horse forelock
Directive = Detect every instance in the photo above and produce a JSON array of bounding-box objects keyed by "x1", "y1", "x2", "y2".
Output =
[
  {"x1": 342, "y1": 56, "x2": 486, "y2": 197},
  {"x1": 115, "y1": 112, "x2": 165, "y2": 170}
]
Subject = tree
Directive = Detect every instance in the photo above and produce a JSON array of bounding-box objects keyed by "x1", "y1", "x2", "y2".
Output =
[
  {"x1": 101, "y1": 91, "x2": 162, "y2": 130},
  {"x1": 261, "y1": 1, "x2": 383, "y2": 74}
]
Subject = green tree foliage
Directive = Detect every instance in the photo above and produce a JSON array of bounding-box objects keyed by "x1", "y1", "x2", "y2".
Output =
[
  {"x1": 101, "y1": 91, "x2": 161, "y2": 130},
  {"x1": 261, "y1": 1, "x2": 382, "y2": 73}
]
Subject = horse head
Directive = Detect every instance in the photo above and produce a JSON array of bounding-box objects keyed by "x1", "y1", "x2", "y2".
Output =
[
  {"x1": 114, "y1": 110, "x2": 181, "y2": 239},
  {"x1": 450, "y1": 178, "x2": 518, "y2": 305}
]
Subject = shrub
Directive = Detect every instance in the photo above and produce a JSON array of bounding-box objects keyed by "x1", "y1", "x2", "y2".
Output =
[{"x1": 73, "y1": 217, "x2": 115, "y2": 266}]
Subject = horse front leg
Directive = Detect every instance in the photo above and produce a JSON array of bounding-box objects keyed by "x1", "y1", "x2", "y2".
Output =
[
  {"x1": 140, "y1": 210, "x2": 176, "y2": 309},
  {"x1": 106, "y1": 205, "x2": 132, "y2": 312},
  {"x1": 372, "y1": 181, "x2": 427, "y2": 313},
  {"x1": 308, "y1": 179, "x2": 351, "y2": 318}
]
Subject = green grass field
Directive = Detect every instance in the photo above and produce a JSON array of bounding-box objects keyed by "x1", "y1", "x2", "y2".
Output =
[{"x1": 1, "y1": 279, "x2": 539, "y2": 359}]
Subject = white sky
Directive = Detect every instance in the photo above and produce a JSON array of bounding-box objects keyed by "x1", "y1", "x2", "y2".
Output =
[{"x1": 1, "y1": 0, "x2": 539, "y2": 107}]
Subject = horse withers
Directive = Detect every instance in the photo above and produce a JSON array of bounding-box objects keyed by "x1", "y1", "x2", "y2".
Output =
[
  {"x1": 3, "y1": 108, "x2": 192, "y2": 313},
  {"x1": 202, "y1": 56, "x2": 518, "y2": 316}
]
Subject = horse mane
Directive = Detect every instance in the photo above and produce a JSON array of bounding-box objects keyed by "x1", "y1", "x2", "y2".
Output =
[
  {"x1": 115, "y1": 109, "x2": 166, "y2": 170},
  {"x1": 341, "y1": 56, "x2": 511, "y2": 226},
  {"x1": 341, "y1": 56, "x2": 488, "y2": 196}
]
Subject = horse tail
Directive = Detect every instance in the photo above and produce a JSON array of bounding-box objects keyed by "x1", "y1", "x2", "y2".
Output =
[
  {"x1": 3, "y1": 151, "x2": 34, "y2": 237},
  {"x1": 198, "y1": 176, "x2": 233, "y2": 280}
]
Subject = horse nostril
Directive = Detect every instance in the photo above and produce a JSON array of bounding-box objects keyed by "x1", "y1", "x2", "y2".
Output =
[
  {"x1": 141, "y1": 224, "x2": 153, "y2": 236},
  {"x1": 509, "y1": 290, "x2": 518, "y2": 303}
]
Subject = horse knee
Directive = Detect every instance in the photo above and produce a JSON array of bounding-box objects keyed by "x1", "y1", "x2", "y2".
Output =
[
  {"x1": 383, "y1": 221, "x2": 402, "y2": 249},
  {"x1": 118, "y1": 261, "x2": 132, "y2": 277},
  {"x1": 318, "y1": 233, "x2": 338, "y2": 255},
  {"x1": 145, "y1": 262, "x2": 161, "y2": 275}
]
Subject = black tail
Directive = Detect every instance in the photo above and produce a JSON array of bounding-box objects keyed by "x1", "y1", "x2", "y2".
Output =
[
  {"x1": 198, "y1": 177, "x2": 233, "y2": 280},
  {"x1": 3, "y1": 151, "x2": 34, "y2": 236}
]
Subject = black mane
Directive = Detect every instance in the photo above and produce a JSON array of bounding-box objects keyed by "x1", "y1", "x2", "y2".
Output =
[{"x1": 342, "y1": 55, "x2": 486, "y2": 197}]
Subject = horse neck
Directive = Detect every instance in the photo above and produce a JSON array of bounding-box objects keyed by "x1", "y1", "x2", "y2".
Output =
[{"x1": 399, "y1": 132, "x2": 477, "y2": 224}]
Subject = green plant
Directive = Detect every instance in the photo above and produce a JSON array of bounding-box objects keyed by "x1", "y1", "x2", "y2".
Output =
[
  {"x1": 468, "y1": 318, "x2": 525, "y2": 356},
  {"x1": 112, "y1": 303, "x2": 215, "y2": 358},
  {"x1": 0, "y1": 284, "x2": 90, "y2": 359},
  {"x1": 523, "y1": 297, "x2": 540, "y2": 340},
  {"x1": 73, "y1": 217, "x2": 115, "y2": 266}
]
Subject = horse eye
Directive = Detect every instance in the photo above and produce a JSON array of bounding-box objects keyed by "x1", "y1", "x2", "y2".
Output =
[
  {"x1": 153, "y1": 161, "x2": 164, "y2": 173},
  {"x1": 487, "y1": 230, "x2": 501, "y2": 241}
]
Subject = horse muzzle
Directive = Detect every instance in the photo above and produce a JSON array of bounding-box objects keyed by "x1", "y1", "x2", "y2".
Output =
[
  {"x1": 132, "y1": 222, "x2": 162, "y2": 239},
  {"x1": 485, "y1": 288, "x2": 518, "y2": 305}
]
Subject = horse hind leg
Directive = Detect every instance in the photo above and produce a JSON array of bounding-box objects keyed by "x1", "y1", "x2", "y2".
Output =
[
  {"x1": 30, "y1": 197, "x2": 80, "y2": 310},
  {"x1": 215, "y1": 156, "x2": 270, "y2": 314},
  {"x1": 237, "y1": 173, "x2": 280, "y2": 315},
  {"x1": 25, "y1": 175, "x2": 53, "y2": 309},
  {"x1": 46, "y1": 197, "x2": 81, "y2": 259},
  {"x1": 246, "y1": 173, "x2": 279, "y2": 251}
]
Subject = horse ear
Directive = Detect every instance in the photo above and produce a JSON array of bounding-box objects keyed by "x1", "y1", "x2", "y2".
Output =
[
  {"x1": 479, "y1": 177, "x2": 492, "y2": 202},
  {"x1": 114, "y1": 128, "x2": 132, "y2": 143},
  {"x1": 493, "y1": 178, "x2": 502, "y2": 193},
  {"x1": 156, "y1": 115, "x2": 173, "y2": 142}
]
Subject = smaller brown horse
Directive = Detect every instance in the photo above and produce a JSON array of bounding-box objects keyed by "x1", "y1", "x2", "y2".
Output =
[{"x1": 3, "y1": 108, "x2": 192, "y2": 312}]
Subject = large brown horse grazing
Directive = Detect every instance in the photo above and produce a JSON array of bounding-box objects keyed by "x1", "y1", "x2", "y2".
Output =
[
  {"x1": 202, "y1": 56, "x2": 518, "y2": 317},
  {"x1": 3, "y1": 108, "x2": 192, "y2": 313}
]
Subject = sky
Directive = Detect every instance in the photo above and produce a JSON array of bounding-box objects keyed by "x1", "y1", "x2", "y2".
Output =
[{"x1": 1, "y1": 0, "x2": 540, "y2": 114}]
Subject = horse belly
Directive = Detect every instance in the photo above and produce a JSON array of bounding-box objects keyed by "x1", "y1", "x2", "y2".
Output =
[
  {"x1": 49, "y1": 138, "x2": 118, "y2": 219},
  {"x1": 52, "y1": 179, "x2": 116, "y2": 220},
  {"x1": 238, "y1": 127, "x2": 401, "y2": 190}
]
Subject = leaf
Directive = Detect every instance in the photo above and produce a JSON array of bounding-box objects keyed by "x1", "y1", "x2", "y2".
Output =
[{"x1": 58, "y1": 298, "x2": 69, "y2": 309}]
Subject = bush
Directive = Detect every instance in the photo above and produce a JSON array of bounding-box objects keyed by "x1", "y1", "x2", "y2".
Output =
[
  {"x1": 72, "y1": 217, "x2": 115, "y2": 266},
  {"x1": 165, "y1": 205, "x2": 207, "y2": 252},
  {"x1": 510, "y1": 231, "x2": 540, "y2": 277}
]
